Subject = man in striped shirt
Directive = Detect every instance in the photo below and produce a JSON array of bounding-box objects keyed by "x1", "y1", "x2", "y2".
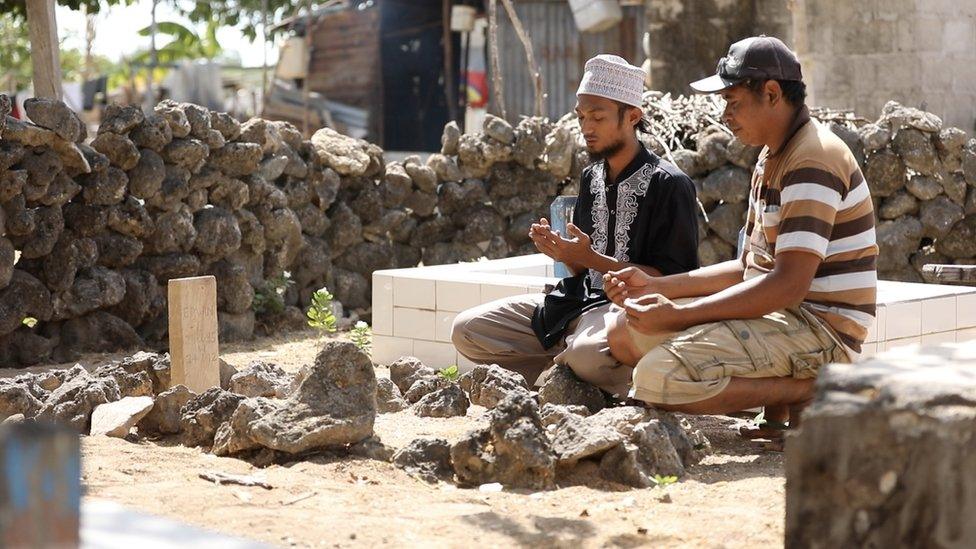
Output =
[{"x1": 602, "y1": 36, "x2": 878, "y2": 446}]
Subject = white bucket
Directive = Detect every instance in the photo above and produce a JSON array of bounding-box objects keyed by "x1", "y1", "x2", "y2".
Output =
[
  {"x1": 568, "y1": 0, "x2": 623, "y2": 33},
  {"x1": 276, "y1": 36, "x2": 308, "y2": 80},
  {"x1": 451, "y1": 5, "x2": 477, "y2": 32}
]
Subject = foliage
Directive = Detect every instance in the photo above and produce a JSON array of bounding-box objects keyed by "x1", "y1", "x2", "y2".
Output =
[
  {"x1": 253, "y1": 272, "x2": 293, "y2": 316},
  {"x1": 1, "y1": 0, "x2": 308, "y2": 43},
  {"x1": 306, "y1": 287, "x2": 337, "y2": 332},
  {"x1": 752, "y1": 409, "x2": 766, "y2": 426},
  {"x1": 437, "y1": 365, "x2": 460, "y2": 383},
  {"x1": 651, "y1": 475, "x2": 678, "y2": 487},
  {"x1": 133, "y1": 20, "x2": 223, "y2": 64},
  {"x1": 22, "y1": 317, "x2": 37, "y2": 328},
  {"x1": 350, "y1": 321, "x2": 371, "y2": 353},
  {"x1": 0, "y1": 13, "x2": 115, "y2": 90}
]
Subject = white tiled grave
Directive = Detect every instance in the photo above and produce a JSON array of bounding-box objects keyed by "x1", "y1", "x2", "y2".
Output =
[{"x1": 372, "y1": 254, "x2": 976, "y2": 368}]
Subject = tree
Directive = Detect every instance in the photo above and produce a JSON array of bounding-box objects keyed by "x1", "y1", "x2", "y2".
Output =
[
  {"x1": 0, "y1": 12, "x2": 115, "y2": 90},
  {"x1": 1, "y1": 0, "x2": 303, "y2": 42},
  {"x1": 134, "y1": 20, "x2": 223, "y2": 64}
]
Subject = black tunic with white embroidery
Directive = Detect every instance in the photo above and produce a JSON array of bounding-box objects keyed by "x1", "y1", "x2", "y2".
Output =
[{"x1": 531, "y1": 145, "x2": 700, "y2": 348}]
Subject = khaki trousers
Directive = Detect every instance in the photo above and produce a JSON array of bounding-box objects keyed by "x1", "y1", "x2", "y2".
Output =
[
  {"x1": 627, "y1": 306, "x2": 850, "y2": 405},
  {"x1": 451, "y1": 294, "x2": 632, "y2": 397}
]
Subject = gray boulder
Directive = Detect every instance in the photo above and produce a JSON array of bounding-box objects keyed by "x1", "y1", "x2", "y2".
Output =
[
  {"x1": 227, "y1": 361, "x2": 292, "y2": 398},
  {"x1": 130, "y1": 113, "x2": 173, "y2": 151},
  {"x1": 37, "y1": 366, "x2": 122, "y2": 432},
  {"x1": 376, "y1": 377, "x2": 408, "y2": 413},
  {"x1": 138, "y1": 384, "x2": 197, "y2": 435},
  {"x1": 24, "y1": 97, "x2": 84, "y2": 142},
  {"x1": 413, "y1": 384, "x2": 469, "y2": 418},
  {"x1": 539, "y1": 403, "x2": 590, "y2": 427},
  {"x1": 211, "y1": 397, "x2": 277, "y2": 456},
  {"x1": 892, "y1": 128, "x2": 942, "y2": 176},
  {"x1": 919, "y1": 196, "x2": 964, "y2": 238},
  {"x1": 89, "y1": 396, "x2": 154, "y2": 437},
  {"x1": 538, "y1": 365, "x2": 608, "y2": 414},
  {"x1": 599, "y1": 420, "x2": 686, "y2": 487},
  {"x1": 393, "y1": 438, "x2": 454, "y2": 483},
  {"x1": 459, "y1": 364, "x2": 531, "y2": 409},
  {"x1": 178, "y1": 387, "x2": 246, "y2": 447},
  {"x1": 99, "y1": 104, "x2": 145, "y2": 135},
  {"x1": 0, "y1": 380, "x2": 44, "y2": 420},
  {"x1": 786, "y1": 344, "x2": 976, "y2": 547},
  {"x1": 389, "y1": 356, "x2": 437, "y2": 394},
  {"x1": 864, "y1": 150, "x2": 907, "y2": 197},
  {"x1": 450, "y1": 392, "x2": 556, "y2": 489},
  {"x1": 549, "y1": 413, "x2": 625, "y2": 466},
  {"x1": 245, "y1": 341, "x2": 376, "y2": 454}
]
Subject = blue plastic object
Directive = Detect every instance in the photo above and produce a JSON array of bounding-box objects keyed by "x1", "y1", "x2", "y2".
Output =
[{"x1": 549, "y1": 195, "x2": 578, "y2": 278}]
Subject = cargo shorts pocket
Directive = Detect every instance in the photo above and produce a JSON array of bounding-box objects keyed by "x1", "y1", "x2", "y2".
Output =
[
  {"x1": 664, "y1": 320, "x2": 773, "y2": 382},
  {"x1": 788, "y1": 346, "x2": 837, "y2": 379},
  {"x1": 721, "y1": 319, "x2": 773, "y2": 369}
]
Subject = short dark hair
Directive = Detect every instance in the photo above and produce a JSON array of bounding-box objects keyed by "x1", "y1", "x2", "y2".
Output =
[
  {"x1": 614, "y1": 101, "x2": 651, "y2": 134},
  {"x1": 742, "y1": 79, "x2": 807, "y2": 106}
]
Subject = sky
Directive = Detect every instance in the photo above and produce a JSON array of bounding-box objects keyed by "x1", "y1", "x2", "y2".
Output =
[{"x1": 55, "y1": 0, "x2": 277, "y2": 68}]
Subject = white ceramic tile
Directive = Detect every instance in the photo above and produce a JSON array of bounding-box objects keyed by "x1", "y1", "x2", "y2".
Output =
[
  {"x1": 393, "y1": 275, "x2": 436, "y2": 309},
  {"x1": 877, "y1": 280, "x2": 976, "y2": 304},
  {"x1": 436, "y1": 280, "x2": 482, "y2": 313},
  {"x1": 921, "y1": 296, "x2": 957, "y2": 335},
  {"x1": 435, "y1": 311, "x2": 457, "y2": 343},
  {"x1": 413, "y1": 341, "x2": 457, "y2": 369},
  {"x1": 882, "y1": 336, "x2": 922, "y2": 352},
  {"x1": 393, "y1": 308, "x2": 436, "y2": 340},
  {"x1": 921, "y1": 331, "x2": 957, "y2": 346},
  {"x1": 371, "y1": 274, "x2": 394, "y2": 336},
  {"x1": 955, "y1": 327, "x2": 976, "y2": 343},
  {"x1": 481, "y1": 284, "x2": 530, "y2": 303},
  {"x1": 865, "y1": 305, "x2": 885, "y2": 343},
  {"x1": 885, "y1": 301, "x2": 922, "y2": 340},
  {"x1": 506, "y1": 266, "x2": 549, "y2": 277},
  {"x1": 371, "y1": 335, "x2": 414, "y2": 365},
  {"x1": 958, "y1": 293, "x2": 976, "y2": 329}
]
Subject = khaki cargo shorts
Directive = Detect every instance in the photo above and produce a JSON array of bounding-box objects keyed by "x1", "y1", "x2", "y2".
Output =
[{"x1": 628, "y1": 307, "x2": 850, "y2": 405}]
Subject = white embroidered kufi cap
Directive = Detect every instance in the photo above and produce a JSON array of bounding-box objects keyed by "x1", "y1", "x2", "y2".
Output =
[{"x1": 576, "y1": 54, "x2": 645, "y2": 107}]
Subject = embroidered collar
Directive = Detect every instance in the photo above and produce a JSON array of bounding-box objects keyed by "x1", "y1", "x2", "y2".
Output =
[
  {"x1": 601, "y1": 143, "x2": 655, "y2": 185},
  {"x1": 587, "y1": 145, "x2": 658, "y2": 287}
]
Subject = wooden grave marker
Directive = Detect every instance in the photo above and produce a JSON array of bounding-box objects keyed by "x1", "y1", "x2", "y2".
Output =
[{"x1": 168, "y1": 276, "x2": 220, "y2": 393}]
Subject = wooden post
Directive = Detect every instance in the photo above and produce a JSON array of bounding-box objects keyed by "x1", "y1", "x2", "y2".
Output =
[
  {"x1": 487, "y1": 0, "x2": 506, "y2": 119},
  {"x1": 25, "y1": 0, "x2": 62, "y2": 99},
  {"x1": 302, "y1": 0, "x2": 314, "y2": 136},
  {"x1": 168, "y1": 276, "x2": 220, "y2": 393},
  {"x1": 442, "y1": 0, "x2": 458, "y2": 122},
  {"x1": 499, "y1": 0, "x2": 545, "y2": 117},
  {"x1": 0, "y1": 423, "x2": 80, "y2": 547}
]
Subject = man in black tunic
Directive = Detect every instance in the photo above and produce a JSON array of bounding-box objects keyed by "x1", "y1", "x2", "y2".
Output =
[{"x1": 452, "y1": 54, "x2": 699, "y2": 396}]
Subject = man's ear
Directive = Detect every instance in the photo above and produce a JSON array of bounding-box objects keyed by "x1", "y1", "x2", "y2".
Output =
[
  {"x1": 629, "y1": 106, "x2": 642, "y2": 128},
  {"x1": 764, "y1": 80, "x2": 783, "y2": 107}
]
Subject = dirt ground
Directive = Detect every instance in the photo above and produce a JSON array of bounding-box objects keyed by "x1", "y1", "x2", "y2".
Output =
[{"x1": 5, "y1": 331, "x2": 786, "y2": 548}]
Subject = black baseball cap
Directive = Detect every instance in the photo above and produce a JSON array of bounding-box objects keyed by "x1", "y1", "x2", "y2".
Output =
[{"x1": 690, "y1": 35, "x2": 803, "y2": 93}]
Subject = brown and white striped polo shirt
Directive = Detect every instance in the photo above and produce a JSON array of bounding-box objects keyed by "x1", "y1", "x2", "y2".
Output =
[{"x1": 742, "y1": 106, "x2": 878, "y2": 354}]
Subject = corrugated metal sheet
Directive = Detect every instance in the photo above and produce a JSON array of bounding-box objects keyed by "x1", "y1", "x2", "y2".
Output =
[{"x1": 496, "y1": 0, "x2": 646, "y2": 122}]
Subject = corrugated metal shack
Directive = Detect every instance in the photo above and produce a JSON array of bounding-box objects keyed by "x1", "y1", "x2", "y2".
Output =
[
  {"x1": 495, "y1": 0, "x2": 647, "y2": 123},
  {"x1": 267, "y1": 0, "x2": 461, "y2": 151},
  {"x1": 267, "y1": 0, "x2": 648, "y2": 150}
]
